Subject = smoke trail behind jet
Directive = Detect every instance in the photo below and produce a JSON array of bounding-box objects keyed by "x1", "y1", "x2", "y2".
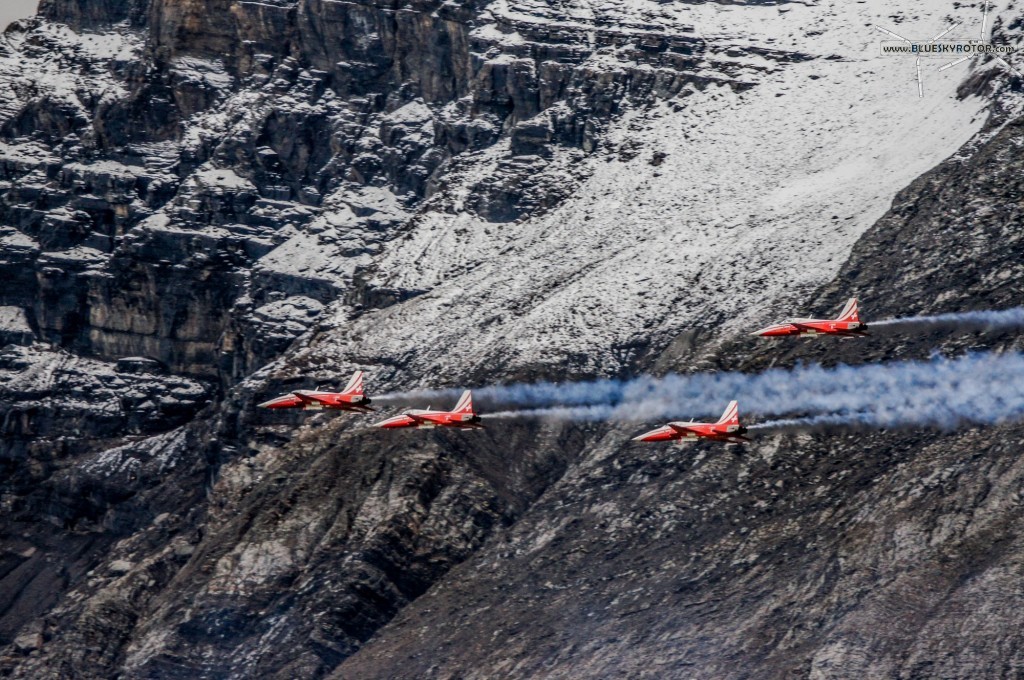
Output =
[
  {"x1": 871, "y1": 307, "x2": 1024, "y2": 334},
  {"x1": 747, "y1": 413, "x2": 875, "y2": 434},
  {"x1": 376, "y1": 376, "x2": 639, "y2": 407},
  {"x1": 481, "y1": 352, "x2": 1024, "y2": 431},
  {"x1": 379, "y1": 308, "x2": 1024, "y2": 407}
]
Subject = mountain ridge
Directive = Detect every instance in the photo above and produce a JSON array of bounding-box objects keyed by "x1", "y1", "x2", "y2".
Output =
[{"x1": 0, "y1": 0, "x2": 1022, "y2": 677}]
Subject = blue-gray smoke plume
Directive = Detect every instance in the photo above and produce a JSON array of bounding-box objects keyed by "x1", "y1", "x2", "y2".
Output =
[
  {"x1": 473, "y1": 352, "x2": 1024, "y2": 431},
  {"x1": 375, "y1": 307, "x2": 1024, "y2": 432},
  {"x1": 378, "y1": 308, "x2": 1024, "y2": 409},
  {"x1": 376, "y1": 376, "x2": 636, "y2": 407},
  {"x1": 747, "y1": 413, "x2": 876, "y2": 434},
  {"x1": 871, "y1": 307, "x2": 1024, "y2": 333}
]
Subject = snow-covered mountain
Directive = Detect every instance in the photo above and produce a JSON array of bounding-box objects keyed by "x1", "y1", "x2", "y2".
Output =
[
  {"x1": 1, "y1": 0, "x2": 1023, "y2": 677},
  {"x1": 331, "y1": 0, "x2": 988, "y2": 380}
]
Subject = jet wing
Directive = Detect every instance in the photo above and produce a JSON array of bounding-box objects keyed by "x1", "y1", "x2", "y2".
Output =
[
  {"x1": 753, "y1": 323, "x2": 798, "y2": 336},
  {"x1": 258, "y1": 394, "x2": 304, "y2": 409},
  {"x1": 294, "y1": 391, "x2": 332, "y2": 405},
  {"x1": 373, "y1": 414, "x2": 418, "y2": 428},
  {"x1": 668, "y1": 423, "x2": 699, "y2": 435},
  {"x1": 632, "y1": 425, "x2": 671, "y2": 441},
  {"x1": 403, "y1": 409, "x2": 443, "y2": 423},
  {"x1": 299, "y1": 392, "x2": 375, "y2": 411}
]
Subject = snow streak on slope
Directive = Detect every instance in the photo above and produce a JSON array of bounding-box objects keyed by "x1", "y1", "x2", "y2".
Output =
[
  {"x1": 281, "y1": 0, "x2": 999, "y2": 388},
  {"x1": 0, "y1": 23, "x2": 141, "y2": 125}
]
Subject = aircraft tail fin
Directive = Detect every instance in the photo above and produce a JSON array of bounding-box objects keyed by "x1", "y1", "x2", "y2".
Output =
[
  {"x1": 452, "y1": 390, "x2": 474, "y2": 415},
  {"x1": 341, "y1": 370, "x2": 365, "y2": 397},
  {"x1": 836, "y1": 298, "x2": 859, "y2": 323},
  {"x1": 716, "y1": 400, "x2": 740, "y2": 427}
]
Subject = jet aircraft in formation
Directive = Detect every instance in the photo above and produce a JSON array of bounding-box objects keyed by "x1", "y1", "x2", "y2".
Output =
[
  {"x1": 260, "y1": 377, "x2": 483, "y2": 431},
  {"x1": 632, "y1": 401, "x2": 749, "y2": 444},
  {"x1": 260, "y1": 297, "x2": 870, "y2": 444},
  {"x1": 753, "y1": 297, "x2": 867, "y2": 338},
  {"x1": 373, "y1": 390, "x2": 483, "y2": 430},
  {"x1": 258, "y1": 371, "x2": 373, "y2": 412}
]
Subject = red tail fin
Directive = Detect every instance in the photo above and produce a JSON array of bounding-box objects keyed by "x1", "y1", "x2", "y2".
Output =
[
  {"x1": 452, "y1": 390, "x2": 474, "y2": 415},
  {"x1": 716, "y1": 400, "x2": 739, "y2": 427},
  {"x1": 341, "y1": 370, "x2": 364, "y2": 397},
  {"x1": 836, "y1": 298, "x2": 859, "y2": 323}
]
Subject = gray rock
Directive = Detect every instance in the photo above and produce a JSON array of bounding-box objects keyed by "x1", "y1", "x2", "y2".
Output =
[
  {"x1": 108, "y1": 560, "x2": 133, "y2": 575},
  {"x1": 0, "y1": 0, "x2": 1022, "y2": 679}
]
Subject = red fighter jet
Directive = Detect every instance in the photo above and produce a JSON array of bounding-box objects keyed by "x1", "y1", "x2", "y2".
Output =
[
  {"x1": 753, "y1": 297, "x2": 867, "y2": 338},
  {"x1": 258, "y1": 370, "x2": 374, "y2": 412},
  {"x1": 633, "y1": 401, "x2": 749, "y2": 444},
  {"x1": 374, "y1": 390, "x2": 483, "y2": 430}
]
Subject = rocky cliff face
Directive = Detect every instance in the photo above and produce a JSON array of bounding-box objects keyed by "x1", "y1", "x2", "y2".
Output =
[
  {"x1": 335, "y1": 114, "x2": 1024, "y2": 679},
  {"x1": 1, "y1": 0, "x2": 1022, "y2": 677},
  {"x1": 4, "y1": 0, "x2": 769, "y2": 383}
]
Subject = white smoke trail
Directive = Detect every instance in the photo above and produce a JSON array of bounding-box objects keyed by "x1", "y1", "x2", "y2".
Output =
[
  {"x1": 376, "y1": 376, "x2": 639, "y2": 407},
  {"x1": 871, "y1": 307, "x2": 1024, "y2": 333},
  {"x1": 747, "y1": 413, "x2": 875, "y2": 434},
  {"x1": 476, "y1": 352, "x2": 1024, "y2": 431},
  {"x1": 377, "y1": 308, "x2": 1024, "y2": 407}
]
